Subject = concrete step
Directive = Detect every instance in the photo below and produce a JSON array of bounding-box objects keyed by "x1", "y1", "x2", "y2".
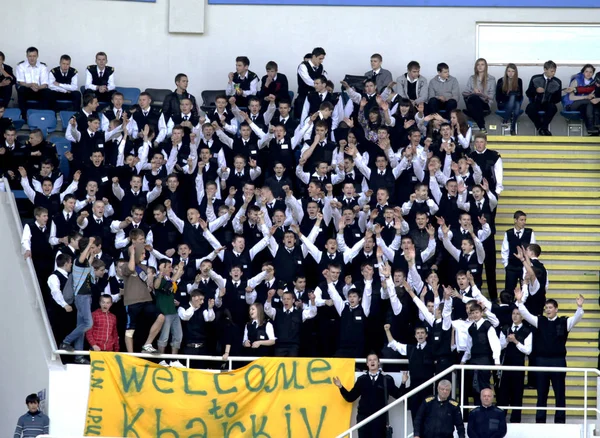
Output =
[
  {"x1": 504, "y1": 161, "x2": 600, "y2": 170},
  {"x1": 504, "y1": 179, "x2": 600, "y2": 188},
  {"x1": 497, "y1": 199, "x2": 600, "y2": 207},
  {"x1": 487, "y1": 273, "x2": 599, "y2": 283},
  {"x1": 496, "y1": 217, "x2": 600, "y2": 225},
  {"x1": 505, "y1": 171, "x2": 600, "y2": 179},
  {"x1": 488, "y1": 135, "x2": 600, "y2": 145}
]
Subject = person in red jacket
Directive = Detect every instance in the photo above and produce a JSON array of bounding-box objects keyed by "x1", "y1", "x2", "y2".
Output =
[{"x1": 86, "y1": 294, "x2": 119, "y2": 351}]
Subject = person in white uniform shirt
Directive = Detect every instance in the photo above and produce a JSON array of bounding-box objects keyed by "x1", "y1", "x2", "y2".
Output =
[{"x1": 16, "y1": 46, "x2": 51, "y2": 116}]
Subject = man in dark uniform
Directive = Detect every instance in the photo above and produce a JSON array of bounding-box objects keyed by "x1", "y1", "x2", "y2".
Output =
[
  {"x1": 467, "y1": 388, "x2": 507, "y2": 438},
  {"x1": 333, "y1": 353, "x2": 406, "y2": 438},
  {"x1": 85, "y1": 52, "x2": 115, "y2": 104},
  {"x1": 414, "y1": 379, "x2": 465, "y2": 438}
]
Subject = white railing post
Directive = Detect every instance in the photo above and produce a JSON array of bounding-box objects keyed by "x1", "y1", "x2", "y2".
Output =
[
  {"x1": 596, "y1": 375, "x2": 600, "y2": 435},
  {"x1": 584, "y1": 370, "x2": 588, "y2": 438},
  {"x1": 460, "y1": 367, "x2": 465, "y2": 416},
  {"x1": 452, "y1": 370, "x2": 457, "y2": 399},
  {"x1": 403, "y1": 398, "x2": 408, "y2": 438}
]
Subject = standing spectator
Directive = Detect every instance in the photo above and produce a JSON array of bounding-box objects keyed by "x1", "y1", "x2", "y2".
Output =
[
  {"x1": 467, "y1": 388, "x2": 507, "y2": 438},
  {"x1": 0, "y1": 51, "x2": 16, "y2": 106},
  {"x1": 258, "y1": 61, "x2": 289, "y2": 105},
  {"x1": 333, "y1": 353, "x2": 405, "y2": 438},
  {"x1": 155, "y1": 259, "x2": 185, "y2": 367},
  {"x1": 428, "y1": 62, "x2": 460, "y2": 115},
  {"x1": 22, "y1": 207, "x2": 54, "y2": 300},
  {"x1": 498, "y1": 307, "x2": 532, "y2": 423},
  {"x1": 162, "y1": 73, "x2": 199, "y2": 121},
  {"x1": 515, "y1": 286, "x2": 585, "y2": 424},
  {"x1": 364, "y1": 53, "x2": 393, "y2": 94},
  {"x1": 13, "y1": 394, "x2": 49, "y2": 438},
  {"x1": 525, "y1": 60, "x2": 562, "y2": 136},
  {"x1": 58, "y1": 236, "x2": 97, "y2": 363},
  {"x1": 243, "y1": 302, "x2": 276, "y2": 356},
  {"x1": 85, "y1": 52, "x2": 115, "y2": 104},
  {"x1": 295, "y1": 47, "x2": 327, "y2": 119},
  {"x1": 47, "y1": 254, "x2": 75, "y2": 344},
  {"x1": 463, "y1": 58, "x2": 495, "y2": 133},
  {"x1": 178, "y1": 289, "x2": 215, "y2": 362},
  {"x1": 86, "y1": 294, "x2": 119, "y2": 352},
  {"x1": 413, "y1": 380, "x2": 465, "y2": 438},
  {"x1": 501, "y1": 210, "x2": 536, "y2": 295},
  {"x1": 16, "y1": 46, "x2": 51, "y2": 116}
]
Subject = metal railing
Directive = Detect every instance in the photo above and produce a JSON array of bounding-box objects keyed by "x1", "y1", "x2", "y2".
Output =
[
  {"x1": 54, "y1": 349, "x2": 409, "y2": 370},
  {"x1": 3, "y1": 178, "x2": 59, "y2": 361},
  {"x1": 335, "y1": 364, "x2": 600, "y2": 438}
]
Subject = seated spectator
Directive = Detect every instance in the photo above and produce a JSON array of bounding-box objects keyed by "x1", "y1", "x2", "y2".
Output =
[
  {"x1": 74, "y1": 93, "x2": 100, "y2": 133},
  {"x1": 16, "y1": 46, "x2": 51, "y2": 117},
  {"x1": 85, "y1": 51, "x2": 115, "y2": 104},
  {"x1": 162, "y1": 73, "x2": 199, "y2": 122},
  {"x1": 0, "y1": 126, "x2": 26, "y2": 189},
  {"x1": 525, "y1": 60, "x2": 562, "y2": 136},
  {"x1": 0, "y1": 104, "x2": 13, "y2": 134},
  {"x1": 562, "y1": 64, "x2": 600, "y2": 135},
  {"x1": 226, "y1": 56, "x2": 259, "y2": 108},
  {"x1": 205, "y1": 94, "x2": 238, "y2": 136},
  {"x1": 364, "y1": 53, "x2": 393, "y2": 94},
  {"x1": 102, "y1": 91, "x2": 128, "y2": 132},
  {"x1": 86, "y1": 294, "x2": 120, "y2": 352},
  {"x1": 259, "y1": 61, "x2": 289, "y2": 106},
  {"x1": 428, "y1": 62, "x2": 460, "y2": 115},
  {"x1": 0, "y1": 51, "x2": 16, "y2": 106},
  {"x1": 467, "y1": 389, "x2": 507, "y2": 438},
  {"x1": 131, "y1": 92, "x2": 164, "y2": 140},
  {"x1": 66, "y1": 115, "x2": 107, "y2": 166},
  {"x1": 48, "y1": 54, "x2": 81, "y2": 111},
  {"x1": 396, "y1": 60, "x2": 428, "y2": 107},
  {"x1": 495, "y1": 63, "x2": 523, "y2": 136},
  {"x1": 462, "y1": 58, "x2": 495, "y2": 132}
]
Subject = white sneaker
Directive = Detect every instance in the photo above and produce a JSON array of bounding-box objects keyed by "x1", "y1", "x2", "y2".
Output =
[
  {"x1": 159, "y1": 360, "x2": 170, "y2": 367},
  {"x1": 142, "y1": 344, "x2": 158, "y2": 353},
  {"x1": 169, "y1": 360, "x2": 185, "y2": 368}
]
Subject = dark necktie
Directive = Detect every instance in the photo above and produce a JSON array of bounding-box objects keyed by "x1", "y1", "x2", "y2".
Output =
[
  {"x1": 99, "y1": 70, "x2": 103, "y2": 78},
  {"x1": 516, "y1": 230, "x2": 522, "y2": 239},
  {"x1": 371, "y1": 375, "x2": 376, "y2": 385},
  {"x1": 39, "y1": 226, "x2": 45, "y2": 232},
  {"x1": 184, "y1": 115, "x2": 189, "y2": 121},
  {"x1": 96, "y1": 219, "x2": 102, "y2": 225},
  {"x1": 251, "y1": 115, "x2": 257, "y2": 122},
  {"x1": 143, "y1": 111, "x2": 148, "y2": 117},
  {"x1": 236, "y1": 172, "x2": 242, "y2": 178},
  {"x1": 513, "y1": 325, "x2": 518, "y2": 332},
  {"x1": 477, "y1": 201, "x2": 482, "y2": 210},
  {"x1": 66, "y1": 213, "x2": 71, "y2": 221}
]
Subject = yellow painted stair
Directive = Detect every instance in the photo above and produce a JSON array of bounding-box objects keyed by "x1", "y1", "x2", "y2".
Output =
[{"x1": 485, "y1": 136, "x2": 600, "y2": 421}]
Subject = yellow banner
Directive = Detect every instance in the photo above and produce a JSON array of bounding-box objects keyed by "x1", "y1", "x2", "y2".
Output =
[{"x1": 85, "y1": 352, "x2": 355, "y2": 438}]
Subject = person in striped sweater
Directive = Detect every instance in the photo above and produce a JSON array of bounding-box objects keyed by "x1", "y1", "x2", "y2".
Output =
[{"x1": 13, "y1": 394, "x2": 50, "y2": 438}]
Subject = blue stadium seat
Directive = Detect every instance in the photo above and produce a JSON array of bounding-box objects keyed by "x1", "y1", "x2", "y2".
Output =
[
  {"x1": 4, "y1": 108, "x2": 25, "y2": 130},
  {"x1": 561, "y1": 110, "x2": 584, "y2": 136},
  {"x1": 59, "y1": 111, "x2": 77, "y2": 130},
  {"x1": 288, "y1": 90, "x2": 294, "y2": 102},
  {"x1": 116, "y1": 86, "x2": 141, "y2": 108},
  {"x1": 12, "y1": 190, "x2": 28, "y2": 199},
  {"x1": 27, "y1": 110, "x2": 57, "y2": 137},
  {"x1": 53, "y1": 137, "x2": 71, "y2": 178}
]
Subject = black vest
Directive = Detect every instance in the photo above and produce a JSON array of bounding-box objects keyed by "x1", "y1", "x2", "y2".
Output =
[
  {"x1": 273, "y1": 245, "x2": 304, "y2": 288},
  {"x1": 407, "y1": 344, "x2": 435, "y2": 382},
  {"x1": 468, "y1": 320, "x2": 494, "y2": 359},
  {"x1": 369, "y1": 168, "x2": 396, "y2": 198},
  {"x1": 150, "y1": 220, "x2": 179, "y2": 254},
  {"x1": 501, "y1": 324, "x2": 531, "y2": 365},
  {"x1": 246, "y1": 321, "x2": 272, "y2": 356},
  {"x1": 132, "y1": 107, "x2": 162, "y2": 134},
  {"x1": 506, "y1": 228, "x2": 534, "y2": 267},
  {"x1": 222, "y1": 279, "x2": 250, "y2": 325},
  {"x1": 273, "y1": 307, "x2": 303, "y2": 346},
  {"x1": 87, "y1": 65, "x2": 114, "y2": 87},
  {"x1": 431, "y1": 320, "x2": 453, "y2": 359},
  {"x1": 184, "y1": 308, "x2": 208, "y2": 344},
  {"x1": 30, "y1": 223, "x2": 53, "y2": 259},
  {"x1": 469, "y1": 149, "x2": 501, "y2": 194},
  {"x1": 33, "y1": 193, "x2": 62, "y2": 217},
  {"x1": 297, "y1": 61, "x2": 324, "y2": 96},
  {"x1": 339, "y1": 304, "x2": 366, "y2": 349},
  {"x1": 468, "y1": 197, "x2": 496, "y2": 235},
  {"x1": 52, "y1": 211, "x2": 78, "y2": 239},
  {"x1": 536, "y1": 316, "x2": 568, "y2": 358},
  {"x1": 458, "y1": 252, "x2": 483, "y2": 288},
  {"x1": 51, "y1": 67, "x2": 77, "y2": 84}
]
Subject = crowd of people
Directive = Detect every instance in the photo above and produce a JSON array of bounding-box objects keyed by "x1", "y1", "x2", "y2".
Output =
[{"x1": 1, "y1": 46, "x2": 590, "y2": 434}]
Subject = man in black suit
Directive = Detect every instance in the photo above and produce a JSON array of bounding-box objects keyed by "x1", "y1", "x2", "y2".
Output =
[{"x1": 162, "y1": 73, "x2": 199, "y2": 122}]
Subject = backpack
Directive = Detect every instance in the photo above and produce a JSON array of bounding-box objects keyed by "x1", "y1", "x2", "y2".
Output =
[{"x1": 62, "y1": 274, "x2": 75, "y2": 305}]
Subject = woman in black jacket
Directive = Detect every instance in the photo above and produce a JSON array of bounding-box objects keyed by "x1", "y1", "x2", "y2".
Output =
[{"x1": 495, "y1": 63, "x2": 523, "y2": 136}]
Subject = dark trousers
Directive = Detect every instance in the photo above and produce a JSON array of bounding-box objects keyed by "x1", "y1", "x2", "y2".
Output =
[
  {"x1": 465, "y1": 95, "x2": 490, "y2": 129},
  {"x1": 483, "y1": 236, "x2": 498, "y2": 301},
  {"x1": 536, "y1": 356, "x2": 567, "y2": 424},
  {"x1": 293, "y1": 94, "x2": 307, "y2": 120},
  {"x1": 274, "y1": 344, "x2": 299, "y2": 357},
  {"x1": 335, "y1": 344, "x2": 364, "y2": 359},
  {"x1": 95, "y1": 89, "x2": 115, "y2": 103},
  {"x1": 49, "y1": 90, "x2": 81, "y2": 111},
  {"x1": 435, "y1": 356, "x2": 454, "y2": 375},
  {"x1": 183, "y1": 343, "x2": 208, "y2": 369},
  {"x1": 504, "y1": 265, "x2": 522, "y2": 295},
  {"x1": 569, "y1": 100, "x2": 598, "y2": 130},
  {"x1": 356, "y1": 412, "x2": 387, "y2": 438},
  {"x1": 17, "y1": 87, "x2": 51, "y2": 116},
  {"x1": 408, "y1": 378, "x2": 431, "y2": 426},
  {"x1": 427, "y1": 97, "x2": 458, "y2": 115},
  {"x1": 0, "y1": 84, "x2": 13, "y2": 106},
  {"x1": 497, "y1": 369, "x2": 525, "y2": 422},
  {"x1": 526, "y1": 101, "x2": 558, "y2": 130}
]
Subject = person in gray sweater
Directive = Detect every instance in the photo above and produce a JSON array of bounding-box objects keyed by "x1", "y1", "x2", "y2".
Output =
[
  {"x1": 364, "y1": 53, "x2": 393, "y2": 94},
  {"x1": 463, "y1": 58, "x2": 496, "y2": 132},
  {"x1": 428, "y1": 62, "x2": 460, "y2": 115},
  {"x1": 396, "y1": 61, "x2": 428, "y2": 105}
]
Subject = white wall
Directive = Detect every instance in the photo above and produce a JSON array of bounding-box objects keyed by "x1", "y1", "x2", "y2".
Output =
[
  {"x1": 1, "y1": 0, "x2": 598, "y2": 101},
  {"x1": 0, "y1": 190, "x2": 59, "y2": 438}
]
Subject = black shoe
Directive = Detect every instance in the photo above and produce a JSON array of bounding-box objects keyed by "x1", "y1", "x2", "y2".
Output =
[
  {"x1": 60, "y1": 342, "x2": 74, "y2": 352},
  {"x1": 74, "y1": 356, "x2": 90, "y2": 364},
  {"x1": 587, "y1": 129, "x2": 599, "y2": 136},
  {"x1": 543, "y1": 129, "x2": 552, "y2": 136},
  {"x1": 510, "y1": 128, "x2": 516, "y2": 136},
  {"x1": 537, "y1": 128, "x2": 546, "y2": 136}
]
